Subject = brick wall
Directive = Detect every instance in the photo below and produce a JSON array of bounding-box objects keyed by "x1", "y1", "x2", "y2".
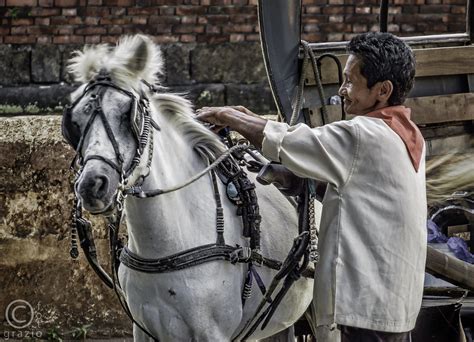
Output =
[
  {"x1": 0, "y1": 0, "x2": 468, "y2": 45},
  {"x1": 0, "y1": 0, "x2": 469, "y2": 115},
  {"x1": 302, "y1": 0, "x2": 467, "y2": 42}
]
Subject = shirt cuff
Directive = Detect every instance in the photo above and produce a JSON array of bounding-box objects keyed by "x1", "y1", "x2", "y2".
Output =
[{"x1": 262, "y1": 120, "x2": 290, "y2": 162}]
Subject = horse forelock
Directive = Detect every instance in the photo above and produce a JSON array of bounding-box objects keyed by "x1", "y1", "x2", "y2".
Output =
[
  {"x1": 67, "y1": 34, "x2": 163, "y2": 92},
  {"x1": 150, "y1": 92, "x2": 227, "y2": 159}
]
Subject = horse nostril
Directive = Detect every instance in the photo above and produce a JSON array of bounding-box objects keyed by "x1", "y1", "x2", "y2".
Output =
[{"x1": 92, "y1": 175, "x2": 109, "y2": 198}]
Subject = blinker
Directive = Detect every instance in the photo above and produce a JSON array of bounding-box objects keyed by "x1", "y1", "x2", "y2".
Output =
[
  {"x1": 130, "y1": 98, "x2": 144, "y2": 138},
  {"x1": 62, "y1": 104, "x2": 82, "y2": 150}
]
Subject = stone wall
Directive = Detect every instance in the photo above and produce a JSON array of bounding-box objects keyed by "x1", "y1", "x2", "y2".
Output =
[{"x1": 0, "y1": 41, "x2": 274, "y2": 115}]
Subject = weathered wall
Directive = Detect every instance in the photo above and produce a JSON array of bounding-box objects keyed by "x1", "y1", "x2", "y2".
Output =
[{"x1": 0, "y1": 116, "x2": 131, "y2": 338}]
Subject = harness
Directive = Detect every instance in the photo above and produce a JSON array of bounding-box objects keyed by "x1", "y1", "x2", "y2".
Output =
[{"x1": 62, "y1": 71, "x2": 316, "y2": 341}]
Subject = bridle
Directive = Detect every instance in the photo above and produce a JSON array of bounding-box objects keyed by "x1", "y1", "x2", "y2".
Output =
[
  {"x1": 62, "y1": 69, "x2": 157, "y2": 198},
  {"x1": 62, "y1": 71, "x2": 314, "y2": 341},
  {"x1": 63, "y1": 70, "x2": 162, "y2": 338}
]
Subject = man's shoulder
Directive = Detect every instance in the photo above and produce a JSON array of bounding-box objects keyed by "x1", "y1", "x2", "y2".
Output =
[
  {"x1": 351, "y1": 115, "x2": 386, "y2": 124},
  {"x1": 351, "y1": 115, "x2": 394, "y2": 132}
]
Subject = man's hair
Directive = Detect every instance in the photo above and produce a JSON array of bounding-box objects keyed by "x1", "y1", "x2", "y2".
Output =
[{"x1": 347, "y1": 32, "x2": 416, "y2": 106}]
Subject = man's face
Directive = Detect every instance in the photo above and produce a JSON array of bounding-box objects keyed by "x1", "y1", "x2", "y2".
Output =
[{"x1": 338, "y1": 55, "x2": 381, "y2": 115}]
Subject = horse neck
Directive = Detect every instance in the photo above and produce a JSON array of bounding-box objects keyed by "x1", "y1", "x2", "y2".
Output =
[{"x1": 124, "y1": 113, "x2": 220, "y2": 258}]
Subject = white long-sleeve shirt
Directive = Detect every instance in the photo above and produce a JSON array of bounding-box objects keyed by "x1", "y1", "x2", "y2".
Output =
[{"x1": 262, "y1": 115, "x2": 427, "y2": 332}]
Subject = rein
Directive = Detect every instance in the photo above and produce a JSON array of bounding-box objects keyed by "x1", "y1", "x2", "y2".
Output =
[{"x1": 121, "y1": 143, "x2": 248, "y2": 198}]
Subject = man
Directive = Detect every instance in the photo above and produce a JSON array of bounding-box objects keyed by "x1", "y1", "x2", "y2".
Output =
[{"x1": 196, "y1": 32, "x2": 426, "y2": 341}]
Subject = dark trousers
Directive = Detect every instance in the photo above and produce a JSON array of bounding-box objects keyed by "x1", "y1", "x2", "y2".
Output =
[{"x1": 340, "y1": 325, "x2": 412, "y2": 342}]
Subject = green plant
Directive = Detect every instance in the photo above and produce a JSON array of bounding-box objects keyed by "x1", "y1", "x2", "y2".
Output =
[
  {"x1": 46, "y1": 327, "x2": 63, "y2": 342},
  {"x1": 70, "y1": 324, "x2": 91, "y2": 340},
  {"x1": 46, "y1": 324, "x2": 91, "y2": 341},
  {"x1": 10, "y1": 7, "x2": 19, "y2": 19}
]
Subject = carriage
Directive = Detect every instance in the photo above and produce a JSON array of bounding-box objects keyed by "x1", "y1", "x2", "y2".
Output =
[
  {"x1": 62, "y1": 0, "x2": 474, "y2": 341},
  {"x1": 258, "y1": 0, "x2": 474, "y2": 340}
]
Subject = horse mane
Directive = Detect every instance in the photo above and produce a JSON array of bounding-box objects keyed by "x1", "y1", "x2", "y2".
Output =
[
  {"x1": 67, "y1": 34, "x2": 163, "y2": 92},
  {"x1": 150, "y1": 92, "x2": 227, "y2": 160},
  {"x1": 426, "y1": 152, "x2": 474, "y2": 206}
]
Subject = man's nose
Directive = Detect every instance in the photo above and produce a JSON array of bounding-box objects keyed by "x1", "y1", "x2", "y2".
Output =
[{"x1": 338, "y1": 85, "x2": 346, "y2": 97}]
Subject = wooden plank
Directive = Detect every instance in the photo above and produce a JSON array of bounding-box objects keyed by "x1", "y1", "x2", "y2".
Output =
[
  {"x1": 307, "y1": 93, "x2": 474, "y2": 127},
  {"x1": 308, "y1": 105, "x2": 353, "y2": 128},
  {"x1": 426, "y1": 134, "x2": 473, "y2": 157},
  {"x1": 407, "y1": 93, "x2": 474, "y2": 124},
  {"x1": 305, "y1": 46, "x2": 474, "y2": 85},
  {"x1": 305, "y1": 55, "x2": 347, "y2": 86},
  {"x1": 415, "y1": 46, "x2": 474, "y2": 77},
  {"x1": 308, "y1": 33, "x2": 471, "y2": 53}
]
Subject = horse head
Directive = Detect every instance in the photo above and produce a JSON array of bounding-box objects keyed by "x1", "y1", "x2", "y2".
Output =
[{"x1": 63, "y1": 35, "x2": 163, "y2": 214}]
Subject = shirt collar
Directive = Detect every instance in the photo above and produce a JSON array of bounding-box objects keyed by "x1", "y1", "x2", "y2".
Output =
[{"x1": 365, "y1": 105, "x2": 424, "y2": 172}]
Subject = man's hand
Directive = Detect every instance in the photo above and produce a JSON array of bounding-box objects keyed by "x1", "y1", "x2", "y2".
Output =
[
  {"x1": 195, "y1": 106, "x2": 267, "y2": 149},
  {"x1": 195, "y1": 106, "x2": 238, "y2": 133}
]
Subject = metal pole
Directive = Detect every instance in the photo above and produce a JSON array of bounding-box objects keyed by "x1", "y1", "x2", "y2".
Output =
[
  {"x1": 467, "y1": 0, "x2": 474, "y2": 43},
  {"x1": 379, "y1": 0, "x2": 389, "y2": 33}
]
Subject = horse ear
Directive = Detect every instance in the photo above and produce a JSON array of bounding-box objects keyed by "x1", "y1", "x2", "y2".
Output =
[
  {"x1": 126, "y1": 36, "x2": 149, "y2": 74},
  {"x1": 113, "y1": 34, "x2": 163, "y2": 84},
  {"x1": 67, "y1": 45, "x2": 110, "y2": 83}
]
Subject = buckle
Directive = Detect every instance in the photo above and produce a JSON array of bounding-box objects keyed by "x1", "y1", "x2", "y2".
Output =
[{"x1": 230, "y1": 246, "x2": 252, "y2": 264}]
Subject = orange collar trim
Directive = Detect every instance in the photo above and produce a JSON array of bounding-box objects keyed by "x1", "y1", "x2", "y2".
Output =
[{"x1": 365, "y1": 106, "x2": 424, "y2": 172}]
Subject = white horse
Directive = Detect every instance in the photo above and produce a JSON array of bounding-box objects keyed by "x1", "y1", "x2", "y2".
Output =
[{"x1": 65, "y1": 34, "x2": 314, "y2": 341}]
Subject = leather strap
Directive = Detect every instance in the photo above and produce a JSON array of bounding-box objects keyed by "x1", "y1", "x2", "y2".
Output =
[{"x1": 119, "y1": 244, "x2": 282, "y2": 273}]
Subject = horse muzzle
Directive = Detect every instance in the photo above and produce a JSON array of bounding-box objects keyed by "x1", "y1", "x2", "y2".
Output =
[{"x1": 75, "y1": 162, "x2": 120, "y2": 214}]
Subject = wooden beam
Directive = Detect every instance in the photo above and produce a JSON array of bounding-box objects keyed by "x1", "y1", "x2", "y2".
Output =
[
  {"x1": 305, "y1": 46, "x2": 474, "y2": 86},
  {"x1": 426, "y1": 245, "x2": 474, "y2": 291},
  {"x1": 308, "y1": 33, "x2": 470, "y2": 53},
  {"x1": 426, "y1": 135, "x2": 473, "y2": 157},
  {"x1": 307, "y1": 93, "x2": 474, "y2": 127},
  {"x1": 415, "y1": 46, "x2": 474, "y2": 78},
  {"x1": 407, "y1": 93, "x2": 474, "y2": 124}
]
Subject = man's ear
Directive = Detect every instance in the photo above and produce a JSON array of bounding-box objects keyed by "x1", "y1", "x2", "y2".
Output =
[{"x1": 377, "y1": 80, "x2": 393, "y2": 102}]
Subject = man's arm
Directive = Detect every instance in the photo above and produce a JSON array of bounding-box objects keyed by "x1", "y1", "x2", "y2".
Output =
[
  {"x1": 196, "y1": 106, "x2": 358, "y2": 187},
  {"x1": 195, "y1": 106, "x2": 267, "y2": 149}
]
